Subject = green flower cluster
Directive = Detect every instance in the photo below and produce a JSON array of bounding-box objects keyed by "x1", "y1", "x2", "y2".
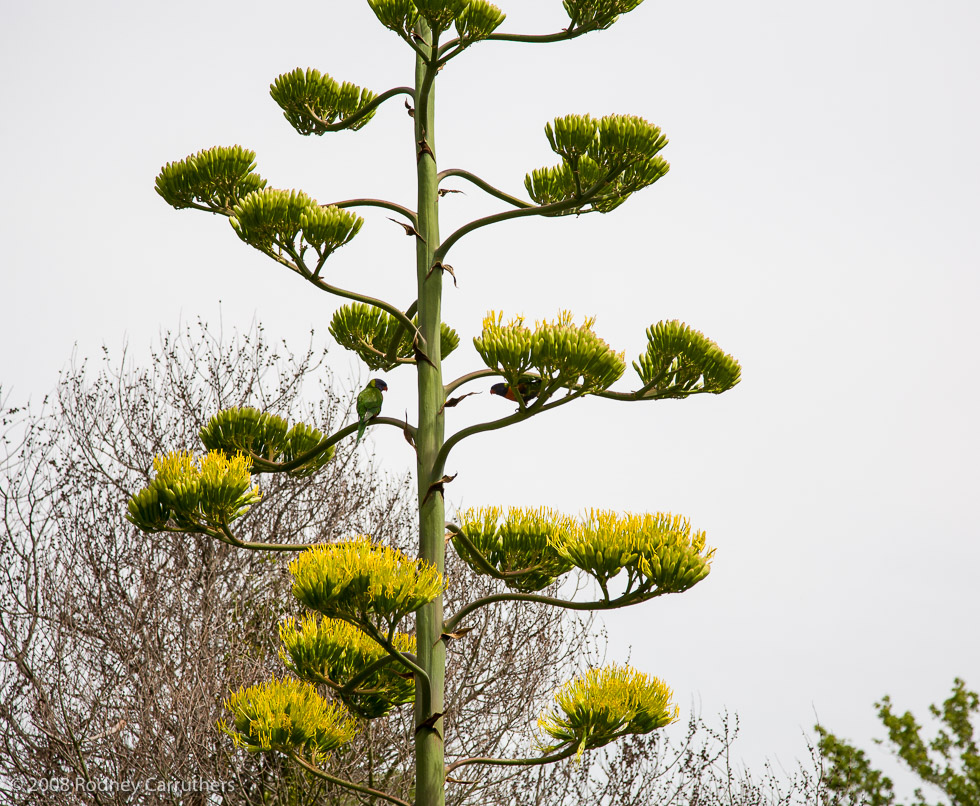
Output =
[
  {"x1": 155, "y1": 145, "x2": 267, "y2": 214},
  {"x1": 230, "y1": 189, "x2": 363, "y2": 264},
  {"x1": 526, "y1": 114, "x2": 669, "y2": 215},
  {"x1": 454, "y1": 506, "x2": 575, "y2": 592},
  {"x1": 126, "y1": 451, "x2": 261, "y2": 533},
  {"x1": 538, "y1": 664, "x2": 677, "y2": 753},
  {"x1": 562, "y1": 0, "x2": 646, "y2": 30},
  {"x1": 290, "y1": 538, "x2": 444, "y2": 630},
  {"x1": 454, "y1": 0, "x2": 507, "y2": 43},
  {"x1": 474, "y1": 310, "x2": 626, "y2": 394},
  {"x1": 367, "y1": 0, "x2": 504, "y2": 40},
  {"x1": 416, "y1": 0, "x2": 469, "y2": 32},
  {"x1": 280, "y1": 614, "x2": 416, "y2": 718},
  {"x1": 634, "y1": 320, "x2": 742, "y2": 397},
  {"x1": 270, "y1": 68, "x2": 379, "y2": 135},
  {"x1": 366, "y1": 0, "x2": 418, "y2": 35},
  {"x1": 329, "y1": 302, "x2": 460, "y2": 371},
  {"x1": 199, "y1": 407, "x2": 334, "y2": 476},
  {"x1": 221, "y1": 678, "x2": 356, "y2": 758}
]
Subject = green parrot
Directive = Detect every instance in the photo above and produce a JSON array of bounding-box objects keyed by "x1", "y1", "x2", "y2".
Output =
[{"x1": 355, "y1": 378, "x2": 388, "y2": 445}]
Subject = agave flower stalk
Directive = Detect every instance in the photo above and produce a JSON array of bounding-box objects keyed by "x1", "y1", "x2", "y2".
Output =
[{"x1": 136, "y1": 2, "x2": 745, "y2": 804}]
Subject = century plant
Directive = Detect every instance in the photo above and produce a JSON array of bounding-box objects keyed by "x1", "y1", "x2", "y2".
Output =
[{"x1": 135, "y1": 2, "x2": 742, "y2": 804}]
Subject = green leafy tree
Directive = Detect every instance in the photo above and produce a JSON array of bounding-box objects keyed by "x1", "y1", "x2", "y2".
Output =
[
  {"x1": 817, "y1": 678, "x2": 980, "y2": 806},
  {"x1": 135, "y1": 3, "x2": 742, "y2": 804}
]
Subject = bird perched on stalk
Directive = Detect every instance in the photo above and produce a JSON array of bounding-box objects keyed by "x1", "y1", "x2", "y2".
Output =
[
  {"x1": 490, "y1": 378, "x2": 542, "y2": 405},
  {"x1": 355, "y1": 378, "x2": 388, "y2": 444}
]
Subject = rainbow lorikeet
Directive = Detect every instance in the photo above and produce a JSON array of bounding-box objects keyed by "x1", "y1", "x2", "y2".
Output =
[
  {"x1": 355, "y1": 378, "x2": 388, "y2": 444},
  {"x1": 490, "y1": 378, "x2": 542, "y2": 404}
]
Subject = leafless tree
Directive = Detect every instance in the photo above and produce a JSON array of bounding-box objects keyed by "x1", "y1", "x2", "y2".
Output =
[
  {"x1": 507, "y1": 710, "x2": 841, "y2": 806},
  {"x1": 1, "y1": 320, "x2": 825, "y2": 806}
]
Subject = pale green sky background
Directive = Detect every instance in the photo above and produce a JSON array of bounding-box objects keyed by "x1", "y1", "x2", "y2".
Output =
[{"x1": 2, "y1": 0, "x2": 979, "y2": 789}]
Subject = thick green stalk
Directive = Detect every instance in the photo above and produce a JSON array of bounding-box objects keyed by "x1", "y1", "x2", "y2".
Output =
[{"x1": 413, "y1": 22, "x2": 446, "y2": 806}]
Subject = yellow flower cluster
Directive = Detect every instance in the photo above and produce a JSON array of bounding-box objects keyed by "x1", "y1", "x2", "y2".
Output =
[
  {"x1": 126, "y1": 450, "x2": 261, "y2": 533},
  {"x1": 555, "y1": 510, "x2": 715, "y2": 594},
  {"x1": 537, "y1": 664, "x2": 677, "y2": 754},
  {"x1": 454, "y1": 507, "x2": 714, "y2": 598},
  {"x1": 221, "y1": 678, "x2": 356, "y2": 757},
  {"x1": 279, "y1": 614, "x2": 416, "y2": 718},
  {"x1": 473, "y1": 310, "x2": 626, "y2": 395},
  {"x1": 455, "y1": 506, "x2": 575, "y2": 592},
  {"x1": 289, "y1": 537, "x2": 444, "y2": 629}
]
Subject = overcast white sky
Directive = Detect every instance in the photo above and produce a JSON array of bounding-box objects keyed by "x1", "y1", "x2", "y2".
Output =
[{"x1": 3, "y1": 0, "x2": 979, "y2": 788}]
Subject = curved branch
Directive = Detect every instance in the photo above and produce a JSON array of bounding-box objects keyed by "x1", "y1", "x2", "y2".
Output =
[
  {"x1": 243, "y1": 237, "x2": 425, "y2": 350},
  {"x1": 181, "y1": 200, "x2": 235, "y2": 216},
  {"x1": 289, "y1": 752, "x2": 412, "y2": 806},
  {"x1": 433, "y1": 171, "x2": 618, "y2": 262},
  {"x1": 438, "y1": 16, "x2": 625, "y2": 62},
  {"x1": 592, "y1": 389, "x2": 654, "y2": 402},
  {"x1": 434, "y1": 204, "x2": 569, "y2": 263},
  {"x1": 142, "y1": 522, "x2": 304, "y2": 553},
  {"x1": 328, "y1": 198, "x2": 418, "y2": 227},
  {"x1": 292, "y1": 613, "x2": 429, "y2": 707},
  {"x1": 339, "y1": 654, "x2": 405, "y2": 695},
  {"x1": 435, "y1": 406, "x2": 535, "y2": 472},
  {"x1": 287, "y1": 667, "x2": 392, "y2": 697},
  {"x1": 444, "y1": 367, "x2": 721, "y2": 410},
  {"x1": 445, "y1": 743, "x2": 578, "y2": 776},
  {"x1": 398, "y1": 30, "x2": 430, "y2": 61},
  {"x1": 378, "y1": 299, "x2": 420, "y2": 369},
  {"x1": 435, "y1": 389, "x2": 583, "y2": 471},
  {"x1": 435, "y1": 43, "x2": 467, "y2": 66},
  {"x1": 353, "y1": 337, "x2": 417, "y2": 368},
  {"x1": 285, "y1": 650, "x2": 417, "y2": 698},
  {"x1": 251, "y1": 244, "x2": 307, "y2": 278},
  {"x1": 437, "y1": 169, "x2": 532, "y2": 209},
  {"x1": 444, "y1": 368, "x2": 499, "y2": 397},
  {"x1": 570, "y1": 360, "x2": 727, "y2": 401},
  {"x1": 358, "y1": 621, "x2": 432, "y2": 715},
  {"x1": 304, "y1": 274, "x2": 423, "y2": 346},
  {"x1": 444, "y1": 588, "x2": 663, "y2": 634},
  {"x1": 304, "y1": 85, "x2": 415, "y2": 133},
  {"x1": 485, "y1": 30, "x2": 589, "y2": 46},
  {"x1": 444, "y1": 523, "x2": 552, "y2": 582},
  {"x1": 437, "y1": 30, "x2": 580, "y2": 62},
  {"x1": 248, "y1": 417, "x2": 416, "y2": 475},
  {"x1": 212, "y1": 523, "x2": 315, "y2": 553},
  {"x1": 593, "y1": 385, "x2": 723, "y2": 402}
]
